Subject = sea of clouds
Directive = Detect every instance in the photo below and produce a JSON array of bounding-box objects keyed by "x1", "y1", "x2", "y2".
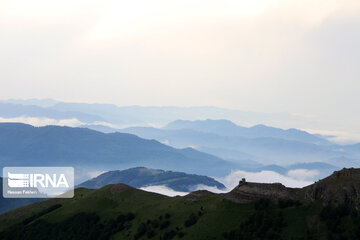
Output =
[{"x1": 140, "y1": 168, "x2": 318, "y2": 197}]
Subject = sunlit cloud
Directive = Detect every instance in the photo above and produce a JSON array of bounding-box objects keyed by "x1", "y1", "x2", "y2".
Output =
[
  {"x1": 286, "y1": 169, "x2": 319, "y2": 181},
  {"x1": 303, "y1": 129, "x2": 360, "y2": 144},
  {"x1": 140, "y1": 185, "x2": 188, "y2": 197},
  {"x1": 139, "y1": 169, "x2": 316, "y2": 197},
  {"x1": 87, "y1": 170, "x2": 107, "y2": 179},
  {"x1": 0, "y1": 116, "x2": 83, "y2": 127},
  {"x1": 193, "y1": 184, "x2": 228, "y2": 193},
  {"x1": 217, "y1": 170, "x2": 314, "y2": 189}
]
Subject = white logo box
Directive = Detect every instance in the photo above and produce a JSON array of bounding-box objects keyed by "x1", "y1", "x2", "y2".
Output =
[{"x1": 3, "y1": 167, "x2": 74, "y2": 198}]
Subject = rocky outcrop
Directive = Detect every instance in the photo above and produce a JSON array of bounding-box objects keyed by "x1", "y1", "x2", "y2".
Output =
[
  {"x1": 225, "y1": 182, "x2": 299, "y2": 203},
  {"x1": 224, "y1": 168, "x2": 360, "y2": 210}
]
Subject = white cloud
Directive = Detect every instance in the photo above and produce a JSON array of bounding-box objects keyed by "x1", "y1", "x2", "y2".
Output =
[
  {"x1": 140, "y1": 169, "x2": 316, "y2": 197},
  {"x1": 90, "y1": 121, "x2": 122, "y2": 129},
  {"x1": 140, "y1": 184, "x2": 229, "y2": 197},
  {"x1": 139, "y1": 184, "x2": 228, "y2": 197},
  {"x1": 287, "y1": 169, "x2": 319, "y2": 181},
  {"x1": 87, "y1": 170, "x2": 107, "y2": 179},
  {"x1": 217, "y1": 170, "x2": 314, "y2": 189},
  {"x1": 303, "y1": 128, "x2": 360, "y2": 144},
  {"x1": 140, "y1": 185, "x2": 188, "y2": 197},
  {"x1": 193, "y1": 184, "x2": 228, "y2": 193},
  {"x1": 0, "y1": 116, "x2": 130, "y2": 131},
  {"x1": 0, "y1": 116, "x2": 83, "y2": 127},
  {"x1": 160, "y1": 139, "x2": 170, "y2": 145}
]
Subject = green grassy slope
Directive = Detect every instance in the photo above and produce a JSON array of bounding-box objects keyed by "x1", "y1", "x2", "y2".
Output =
[
  {"x1": 1, "y1": 183, "x2": 360, "y2": 240},
  {"x1": 0, "y1": 177, "x2": 43, "y2": 214}
]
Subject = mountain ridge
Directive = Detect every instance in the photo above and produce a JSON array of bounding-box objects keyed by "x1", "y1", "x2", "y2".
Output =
[
  {"x1": 121, "y1": 122, "x2": 353, "y2": 169},
  {"x1": 0, "y1": 123, "x2": 237, "y2": 178},
  {"x1": 78, "y1": 167, "x2": 226, "y2": 192},
  {"x1": 163, "y1": 119, "x2": 330, "y2": 145}
]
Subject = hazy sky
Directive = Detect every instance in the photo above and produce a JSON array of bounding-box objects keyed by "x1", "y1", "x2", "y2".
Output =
[{"x1": 1, "y1": 0, "x2": 360, "y2": 135}]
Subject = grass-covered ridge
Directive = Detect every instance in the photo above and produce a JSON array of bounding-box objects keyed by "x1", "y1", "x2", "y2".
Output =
[{"x1": 1, "y1": 174, "x2": 360, "y2": 240}]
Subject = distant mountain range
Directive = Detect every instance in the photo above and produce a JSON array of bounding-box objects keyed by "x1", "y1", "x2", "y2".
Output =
[
  {"x1": 0, "y1": 99, "x2": 318, "y2": 129},
  {"x1": 0, "y1": 121, "x2": 357, "y2": 182},
  {"x1": 0, "y1": 123, "x2": 237, "y2": 180},
  {"x1": 1, "y1": 99, "x2": 360, "y2": 182},
  {"x1": 0, "y1": 102, "x2": 103, "y2": 122},
  {"x1": 164, "y1": 119, "x2": 330, "y2": 145},
  {"x1": 1, "y1": 99, "x2": 58, "y2": 108},
  {"x1": 78, "y1": 167, "x2": 225, "y2": 192},
  {"x1": 2, "y1": 168, "x2": 360, "y2": 239},
  {"x1": 120, "y1": 120, "x2": 360, "y2": 170}
]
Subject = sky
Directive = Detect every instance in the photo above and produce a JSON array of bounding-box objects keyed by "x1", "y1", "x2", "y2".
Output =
[{"x1": 1, "y1": 0, "x2": 360, "y2": 136}]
